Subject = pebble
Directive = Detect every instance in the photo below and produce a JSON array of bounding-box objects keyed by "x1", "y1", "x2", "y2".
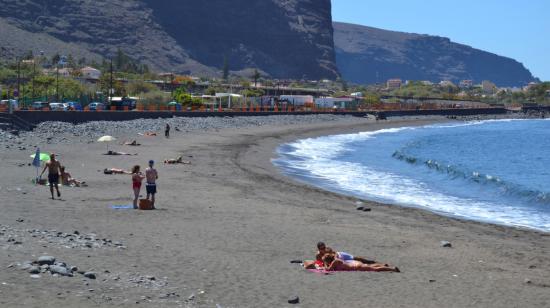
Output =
[
  {"x1": 50, "y1": 265, "x2": 73, "y2": 277},
  {"x1": 288, "y1": 296, "x2": 300, "y2": 304},
  {"x1": 28, "y1": 266, "x2": 41, "y2": 274},
  {"x1": 84, "y1": 272, "x2": 97, "y2": 279},
  {"x1": 30, "y1": 274, "x2": 41, "y2": 279},
  {"x1": 440, "y1": 241, "x2": 452, "y2": 248},
  {"x1": 37, "y1": 256, "x2": 56, "y2": 265}
]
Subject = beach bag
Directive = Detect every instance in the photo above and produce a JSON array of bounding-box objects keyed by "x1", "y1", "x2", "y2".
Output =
[{"x1": 138, "y1": 199, "x2": 153, "y2": 210}]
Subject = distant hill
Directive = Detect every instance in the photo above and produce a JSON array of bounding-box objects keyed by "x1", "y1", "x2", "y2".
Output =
[
  {"x1": 333, "y1": 22, "x2": 537, "y2": 87},
  {"x1": 0, "y1": 0, "x2": 338, "y2": 79}
]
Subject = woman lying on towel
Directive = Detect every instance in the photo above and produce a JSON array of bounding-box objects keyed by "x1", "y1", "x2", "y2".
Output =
[{"x1": 322, "y1": 254, "x2": 400, "y2": 272}]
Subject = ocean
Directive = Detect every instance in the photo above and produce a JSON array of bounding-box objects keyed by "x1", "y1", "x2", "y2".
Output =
[{"x1": 273, "y1": 119, "x2": 550, "y2": 232}]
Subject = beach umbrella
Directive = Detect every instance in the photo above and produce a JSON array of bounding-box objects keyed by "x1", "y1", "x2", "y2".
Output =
[
  {"x1": 30, "y1": 152, "x2": 50, "y2": 162},
  {"x1": 31, "y1": 148, "x2": 48, "y2": 183},
  {"x1": 97, "y1": 135, "x2": 116, "y2": 151}
]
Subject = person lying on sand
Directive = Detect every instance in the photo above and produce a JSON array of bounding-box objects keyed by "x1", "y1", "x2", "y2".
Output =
[
  {"x1": 104, "y1": 150, "x2": 137, "y2": 156},
  {"x1": 164, "y1": 156, "x2": 191, "y2": 165},
  {"x1": 316, "y1": 242, "x2": 375, "y2": 265},
  {"x1": 123, "y1": 140, "x2": 141, "y2": 146},
  {"x1": 60, "y1": 166, "x2": 86, "y2": 187},
  {"x1": 322, "y1": 254, "x2": 399, "y2": 272},
  {"x1": 104, "y1": 168, "x2": 130, "y2": 175}
]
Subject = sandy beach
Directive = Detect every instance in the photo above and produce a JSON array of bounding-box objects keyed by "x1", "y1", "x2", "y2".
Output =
[{"x1": 1, "y1": 115, "x2": 549, "y2": 307}]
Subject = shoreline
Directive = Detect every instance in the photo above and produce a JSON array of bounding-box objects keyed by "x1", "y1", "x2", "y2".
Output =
[
  {"x1": 268, "y1": 117, "x2": 550, "y2": 234},
  {"x1": 1, "y1": 115, "x2": 549, "y2": 307}
]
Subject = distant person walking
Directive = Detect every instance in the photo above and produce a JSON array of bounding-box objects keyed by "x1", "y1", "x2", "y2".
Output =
[
  {"x1": 165, "y1": 124, "x2": 171, "y2": 138},
  {"x1": 145, "y1": 160, "x2": 159, "y2": 209},
  {"x1": 40, "y1": 153, "x2": 62, "y2": 200},
  {"x1": 131, "y1": 165, "x2": 145, "y2": 209}
]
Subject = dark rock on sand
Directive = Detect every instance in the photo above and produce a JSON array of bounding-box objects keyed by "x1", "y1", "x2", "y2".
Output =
[
  {"x1": 50, "y1": 265, "x2": 73, "y2": 277},
  {"x1": 288, "y1": 296, "x2": 300, "y2": 304},
  {"x1": 28, "y1": 266, "x2": 41, "y2": 274},
  {"x1": 440, "y1": 241, "x2": 452, "y2": 248},
  {"x1": 84, "y1": 272, "x2": 97, "y2": 279},
  {"x1": 37, "y1": 256, "x2": 56, "y2": 265}
]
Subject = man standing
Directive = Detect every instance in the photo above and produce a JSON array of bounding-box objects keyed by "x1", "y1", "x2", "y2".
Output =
[
  {"x1": 145, "y1": 160, "x2": 159, "y2": 209},
  {"x1": 40, "y1": 153, "x2": 62, "y2": 200},
  {"x1": 165, "y1": 124, "x2": 171, "y2": 138}
]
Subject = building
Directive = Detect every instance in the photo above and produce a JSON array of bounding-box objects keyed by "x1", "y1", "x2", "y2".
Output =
[
  {"x1": 80, "y1": 67, "x2": 101, "y2": 80},
  {"x1": 459, "y1": 80, "x2": 473, "y2": 88},
  {"x1": 439, "y1": 80, "x2": 456, "y2": 87},
  {"x1": 279, "y1": 95, "x2": 314, "y2": 106},
  {"x1": 481, "y1": 80, "x2": 497, "y2": 94},
  {"x1": 386, "y1": 79, "x2": 402, "y2": 90}
]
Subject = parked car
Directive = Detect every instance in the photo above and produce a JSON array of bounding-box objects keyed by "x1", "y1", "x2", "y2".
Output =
[
  {"x1": 31, "y1": 101, "x2": 50, "y2": 110},
  {"x1": 66, "y1": 101, "x2": 82, "y2": 111},
  {"x1": 0, "y1": 99, "x2": 18, "y2": 110},
  {"x1": 88, "y1": 102, "x2": 105, "y2": 111},
  {"x1": 49, "y1": 102, "x2": 68, "y2": 111},
  {"x1": 109, "y1": 97, "x2": 137, "y2": 110}
]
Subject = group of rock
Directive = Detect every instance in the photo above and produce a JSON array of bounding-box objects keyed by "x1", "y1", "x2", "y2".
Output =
[
  {"x1": 18, "y1": 256, "x2": 96, "y2": 279},
  {"x1": 27, "y1": 229, "x2": 126, "y2": 250},
  {"x1": 0, "y1": 114, "x2": 361, "y2": 146}
]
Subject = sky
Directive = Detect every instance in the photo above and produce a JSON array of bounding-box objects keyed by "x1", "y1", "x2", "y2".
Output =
[{"x1": 332, "y1": 0, "x2": 549, "y2": 81}]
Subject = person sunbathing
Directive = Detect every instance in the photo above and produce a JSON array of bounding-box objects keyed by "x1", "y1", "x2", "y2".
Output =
[
  {"x1": 316, "y1": 242, "x2": 375, "y2": 265},
  {"x1": 104, "y1": 168, "x2": 130, "y2": 175},
  {"x1": 323, "y1": 254, "x2": 399, "y2": 272},
  {"x1": 123, "y1": 140, "x2": 141, "y2": 146},
  {"x1": 164, "y1": 156, "x2": 191, "y2": 164},
  {"x1": 104, "y1": 150, "x2": 137, "y2": 156},
  {"x1": 60, "y1": 166, "x2": 86, "y2": 187}
]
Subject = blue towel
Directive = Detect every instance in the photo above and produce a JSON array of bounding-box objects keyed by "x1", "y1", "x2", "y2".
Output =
[{"x1": 111, "y1": 205, "x2": 135, "y2": 210}]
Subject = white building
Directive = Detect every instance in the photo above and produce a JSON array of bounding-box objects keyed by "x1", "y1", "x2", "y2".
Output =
[{"x1": 81, "y1": 67, "x2": 101, "y2": 80}]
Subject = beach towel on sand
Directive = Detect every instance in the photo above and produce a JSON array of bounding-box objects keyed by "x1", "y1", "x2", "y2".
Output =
[{"x1": 111, "y1": 205, "x2": 134, "y2": 210}]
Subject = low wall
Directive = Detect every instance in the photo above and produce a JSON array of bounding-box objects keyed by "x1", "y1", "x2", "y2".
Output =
[{"x1": 14, "y1": 108, "x2": 509, "y2": 125}]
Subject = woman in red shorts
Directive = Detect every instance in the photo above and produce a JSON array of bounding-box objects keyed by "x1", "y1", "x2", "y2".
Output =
[{"x1": 131, "y1": 165, "x2": 145, "y2": 209}]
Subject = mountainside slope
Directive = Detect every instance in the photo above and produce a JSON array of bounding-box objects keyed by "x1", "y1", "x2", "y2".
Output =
[
  {"x1": 0, "y1": 0, "x2": 338, "y2": 79},
  {"x1": 333, "y1": 22, "x2": 537, "y2": 87}
]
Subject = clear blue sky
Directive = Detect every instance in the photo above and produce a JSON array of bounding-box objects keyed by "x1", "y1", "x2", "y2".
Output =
[{"x1": 332, "y1": 0, "x2": 549, "y2": 81}]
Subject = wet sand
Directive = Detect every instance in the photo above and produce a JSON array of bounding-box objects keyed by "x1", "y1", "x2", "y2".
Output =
[{"x1": 0, "y1": 116, "x2": 549, "y2": 307}]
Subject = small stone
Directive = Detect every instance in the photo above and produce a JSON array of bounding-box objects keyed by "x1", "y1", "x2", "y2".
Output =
[
  {"x1": 528, "y1": 265, "x2": 536, "y2": 269},
  {"x1": 30, "y1": 274, "x2": 41, "y2": 279},
  {"x1": 70, "y1": 266, "x2": 78, "y2": 272},
  {"x1": 50, "y1": 265, "x2": 73, "y2": 277},
  {"x1": 288, "y1": 296, "x2": 300, "y2": 304},
  {"x1": 188, "y1": 294, "x2": 195, "y2": 301},
  {"x1": 356, "y1": 206, "x2": 365, "y2": 211},
  {"x1": 429, "y1": 279, "x2": 436, "y2": 283},
  {"x1": 73, "y1": 231, "x2": 80, "y2": 235},
  {"x1": 28, "y1": 266, "x2": 41, "y2": 274},
  {"x1": 145, "y1": 275, "x2": 155, "y2": 281},
  {"x1": 525, "y1": 279, "x2": 532, "y2": 284},
  {"x1": 37, "y1": 256, "x2": 56, "y2": 265},
  {"x1": 55, "y1": 262, "x2": 67, "y2": 268},
  {"x1": 440, "y1": 241, "x2": 452, "y2": 248},
  {"x1": 84, "y1": 272, "x2": 97, "y2": 279},
  {"x1": 77, "y1": 270, "x2": 86, "y2": 275}
]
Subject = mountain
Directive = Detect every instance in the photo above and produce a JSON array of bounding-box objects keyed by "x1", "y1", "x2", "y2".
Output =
[
  {"x1": 333, "y1": 22, "x2": 537, "y2": 87},
  {"x1": 0, "y1": 0, "x2": 338, "y2": 79}
]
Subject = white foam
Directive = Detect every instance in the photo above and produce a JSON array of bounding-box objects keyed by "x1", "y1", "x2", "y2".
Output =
[{"x1": 274, "y1": 123, "x2": 550, "y2": 232}]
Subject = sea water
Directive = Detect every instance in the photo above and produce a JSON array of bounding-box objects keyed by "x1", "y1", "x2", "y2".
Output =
[{"x1": 273, "y1": 119, "x2": 550, "y2": 232}]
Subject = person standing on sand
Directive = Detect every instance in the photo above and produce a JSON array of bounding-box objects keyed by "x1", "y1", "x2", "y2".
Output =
[
  {"x1": 40, "y1": 153, "x2": 62, "y2": 200},
  {"x1": 145, "y1": 160, "x2": 159, "y2": 209},
  {"x1": 131, "y1": 165, "x2": 145, "y2": 209},
  {"x1": 165, "y1": 124, "x2": 171, "y2": 138}
]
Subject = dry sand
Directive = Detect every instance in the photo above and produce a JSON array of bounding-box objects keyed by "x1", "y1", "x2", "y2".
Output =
[{"x1": 0, "y1": 116, "x2": 549, "y2": 307}]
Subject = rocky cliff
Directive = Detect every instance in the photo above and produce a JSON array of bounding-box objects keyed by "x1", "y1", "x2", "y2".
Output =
[
  {"x1": 0, "y1": 0, "x2": 338, "y2": 79},
  {"x1": 333, "y1": 22, "x2": 537, "y2": 87}
]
